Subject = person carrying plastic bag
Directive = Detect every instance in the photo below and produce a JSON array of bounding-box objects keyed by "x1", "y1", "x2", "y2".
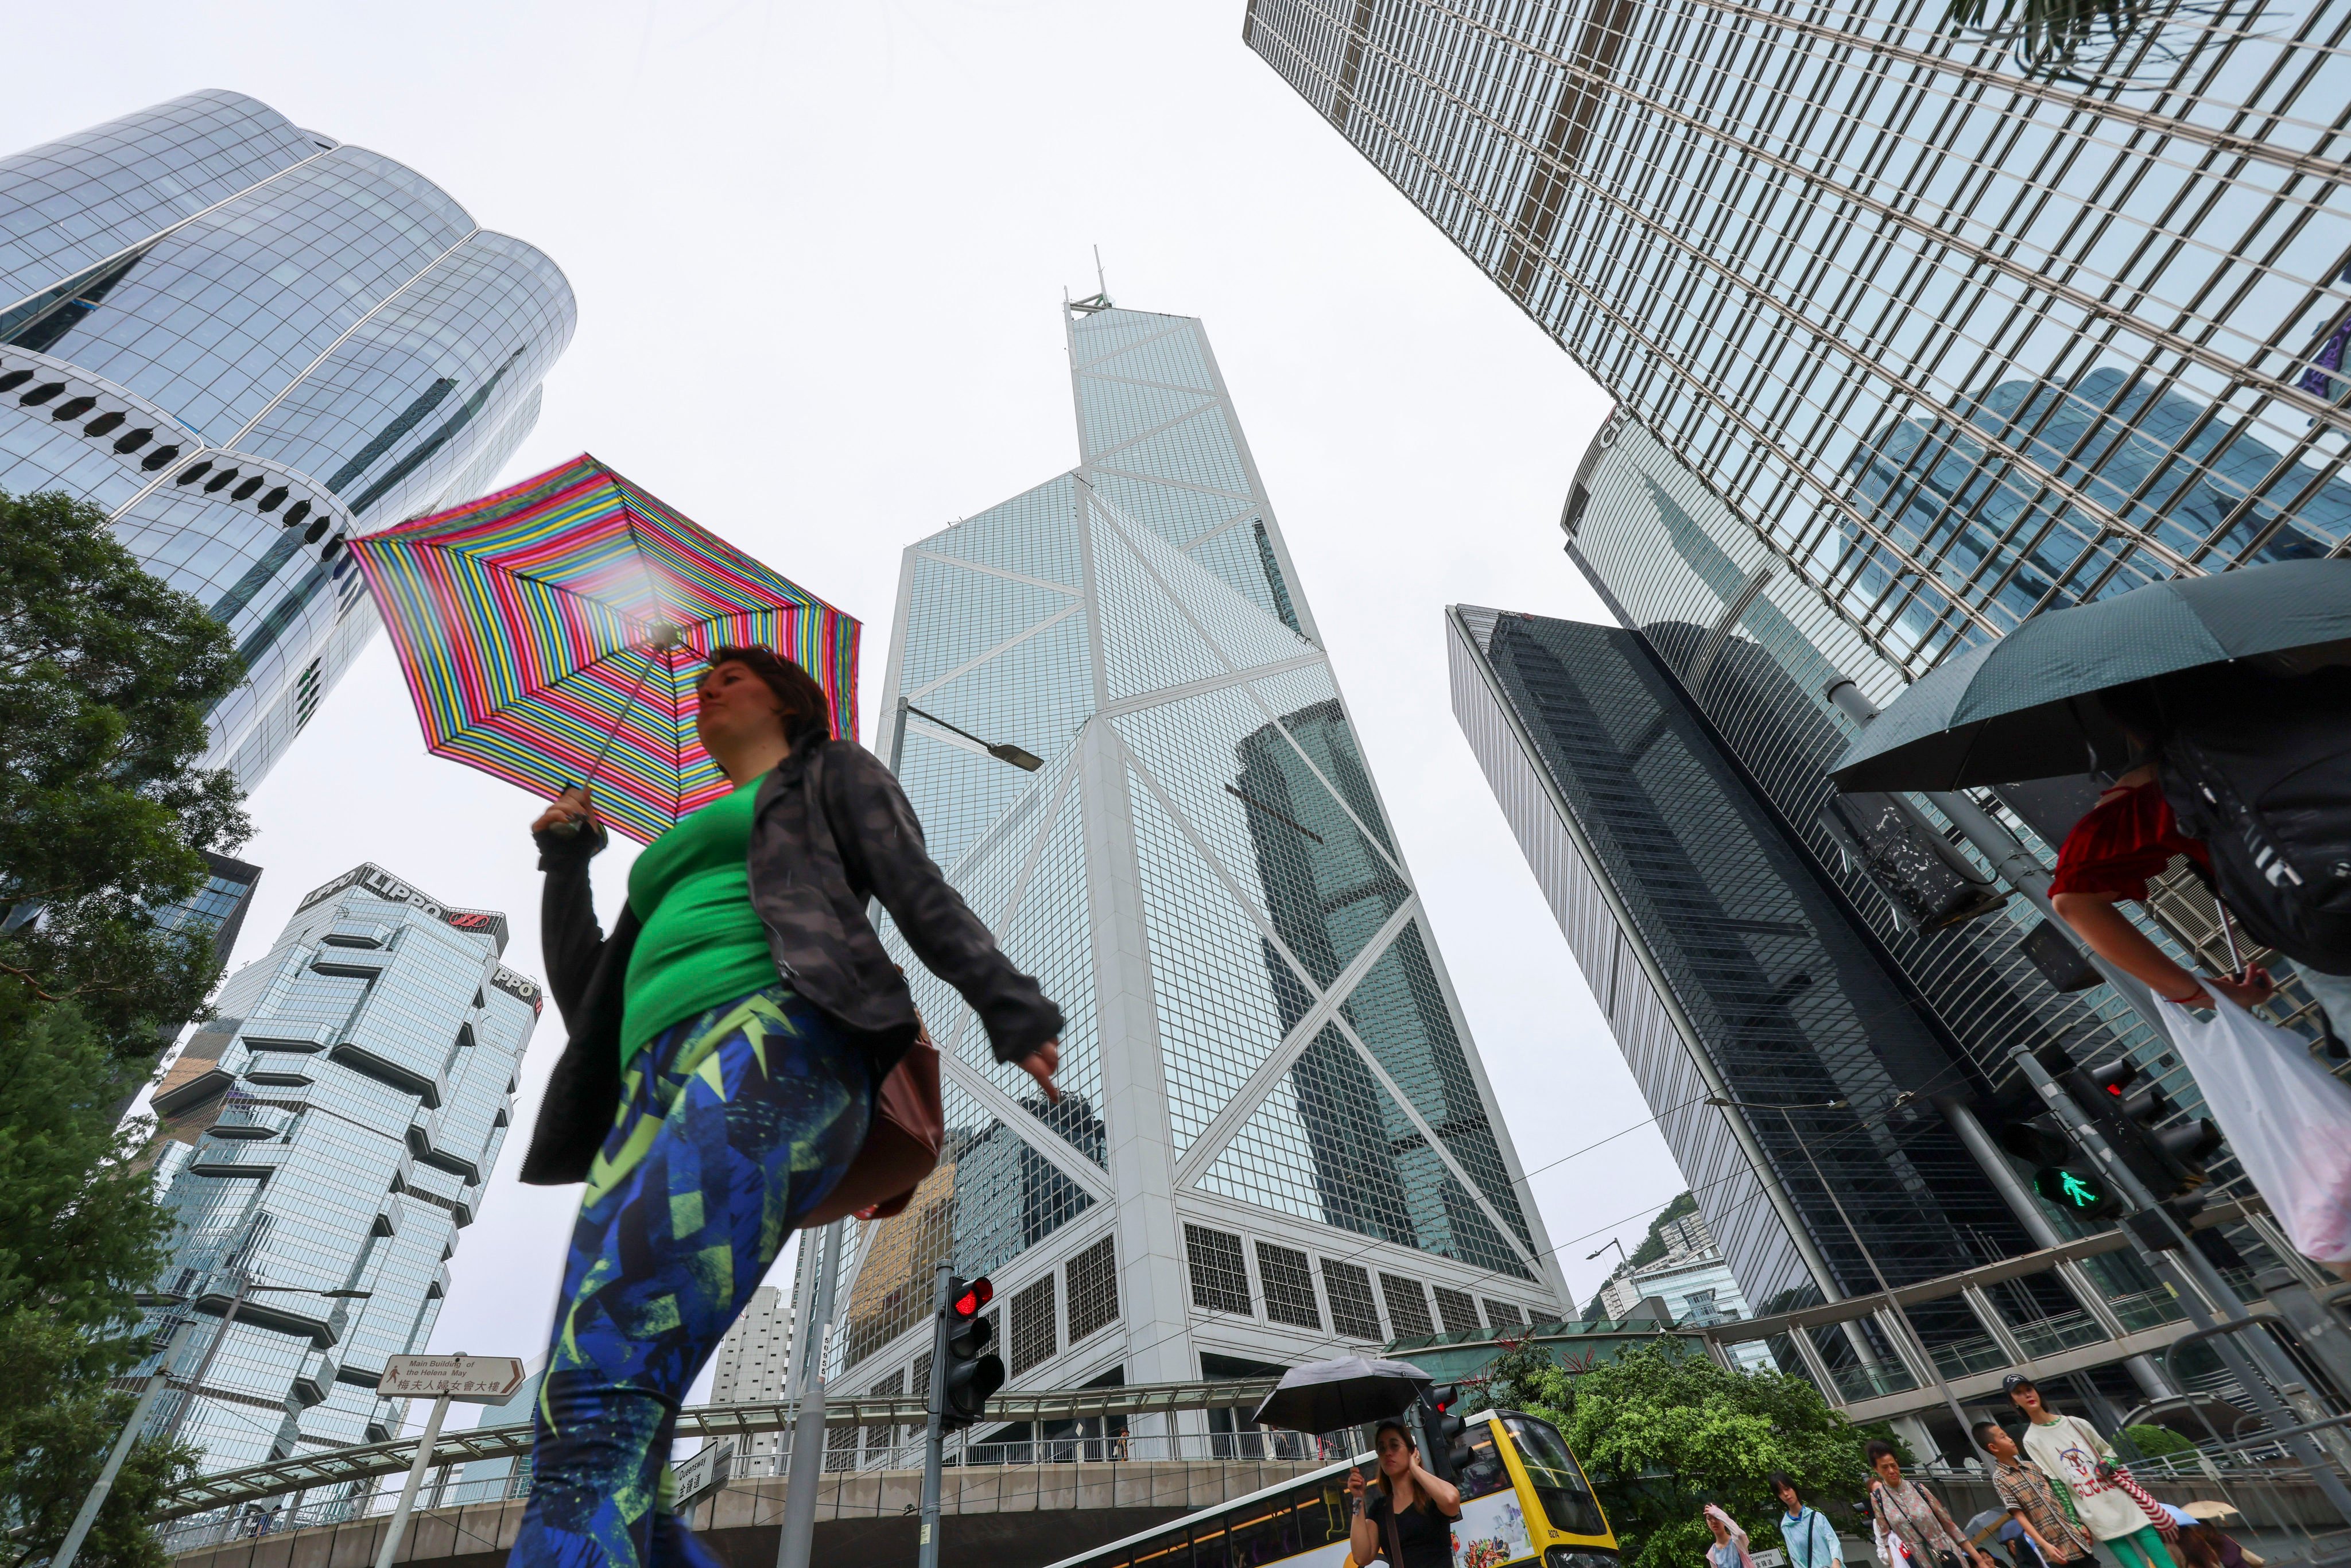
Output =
[{"x1": 2156, "y1": 989, "x2": 2351, "y2": 1280}]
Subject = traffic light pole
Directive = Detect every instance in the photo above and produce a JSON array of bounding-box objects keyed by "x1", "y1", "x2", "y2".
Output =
[
  {"x1": 918, "y1": 1263, "x2": 952, "y2": 1568},
  {"x1": 1826, "y1": 680, "x2": 2351, "y2": 1506},
  {"x1": 2016, "y1": 1053, "x2": 2351, "y2": 1519}
]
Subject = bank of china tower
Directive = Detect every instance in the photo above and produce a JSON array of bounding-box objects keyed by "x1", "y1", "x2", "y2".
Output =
[{"x1": 832, "y1": 301, "x2": 1568, "y2": 1411}]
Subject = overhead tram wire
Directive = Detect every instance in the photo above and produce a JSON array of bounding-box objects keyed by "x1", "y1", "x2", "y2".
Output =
[{"x1": 1031, "y1": 1052, "x2": 2006, "y2": 1387}]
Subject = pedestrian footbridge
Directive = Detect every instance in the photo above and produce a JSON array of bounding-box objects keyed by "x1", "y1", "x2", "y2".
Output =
[
  {"x1": 1684, "y1": 1206, "x2": 2302, "y2": 1427},
  {"x1": 158, "y1": 1380, "x2": 1337, "y2": 1568}
]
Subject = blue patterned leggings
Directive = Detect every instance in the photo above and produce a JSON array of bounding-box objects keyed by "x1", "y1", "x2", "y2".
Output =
[{"x1": 505, "y1": 985, "x2": 871, "y2": 1568}]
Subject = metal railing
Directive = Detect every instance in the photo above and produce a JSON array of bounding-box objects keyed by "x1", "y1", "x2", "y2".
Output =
[
  {"x1": 152, "y1": 1377, "x2": 1288, "y2": 1519},
  {"x1": 154, "y1": 1428, "x2": 1352, "y2": 1558}
]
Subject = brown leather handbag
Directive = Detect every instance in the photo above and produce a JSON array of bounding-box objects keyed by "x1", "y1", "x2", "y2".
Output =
[{"x1": 801, "y1": 1022, "x2": 942, "y2": 1225}]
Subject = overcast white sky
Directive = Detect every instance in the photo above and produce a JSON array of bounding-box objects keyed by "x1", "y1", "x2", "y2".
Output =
[{"x1": 11, "y1": 0, "x2": 1692, "y2": 1407}]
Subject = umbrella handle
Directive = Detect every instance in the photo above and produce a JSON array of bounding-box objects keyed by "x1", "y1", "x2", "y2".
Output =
[{"x1": 579, "y1": 645, "x2": 664, "y2": 791}]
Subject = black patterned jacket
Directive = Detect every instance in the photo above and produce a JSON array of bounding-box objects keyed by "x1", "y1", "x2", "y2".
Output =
[{"x1": 520, "y1": 735, "x2": 1062, "y2": 1185}]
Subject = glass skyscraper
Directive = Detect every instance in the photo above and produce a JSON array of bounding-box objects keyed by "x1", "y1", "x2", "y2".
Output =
[
  {"x1": 1449, "y1": 603, "x2": 2070, "y2": 1377},
  {"x1": 1247, "y1": 0, "x2": 2338, "y2": 1394},
  {"x1": 1243, "y1": 0, "x2": 2351, "y2": 677},
  {"x1": 138, "y1": 862, "x2": 541, "y2": 1472},
  {"x1": 828, "y1": 301, "x2": 1565, "y2": 1412},
  {"x1": 0, "y1": 90, "x2": 575, "y2": 788}
]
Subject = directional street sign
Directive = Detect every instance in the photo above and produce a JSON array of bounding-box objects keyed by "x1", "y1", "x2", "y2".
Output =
[
  {"x1": 380, "y1": 1353, "x2": 527, "y2": 1403},
  {"x1": 373, "y1": 1355, "x2": 528, "y2": 1568}
]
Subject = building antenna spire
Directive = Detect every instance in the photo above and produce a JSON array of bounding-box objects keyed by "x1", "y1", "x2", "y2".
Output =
[{"x1": 1070, "y1": 244, "x2": 1114, "y2": 315}]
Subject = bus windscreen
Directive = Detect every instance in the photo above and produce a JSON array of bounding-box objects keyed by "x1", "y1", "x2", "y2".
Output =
[{"x1": 1503, "y1": 1413, "x2": 1606, "y2": 1538}]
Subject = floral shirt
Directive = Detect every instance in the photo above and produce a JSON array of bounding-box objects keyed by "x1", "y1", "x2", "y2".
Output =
[{"x1": 1871, "y1": 1478, "x2": 1968, "y2": 1565}]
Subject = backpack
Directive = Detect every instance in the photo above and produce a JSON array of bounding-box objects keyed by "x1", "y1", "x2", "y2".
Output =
[{"x1": 2152, "y1": 665, "x2": 2351, "y2": 973}]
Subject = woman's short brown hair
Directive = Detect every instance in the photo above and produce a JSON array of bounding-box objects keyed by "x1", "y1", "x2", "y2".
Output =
[{"x1": 705, "y1": 646, "x2": 836, "y2": 744}]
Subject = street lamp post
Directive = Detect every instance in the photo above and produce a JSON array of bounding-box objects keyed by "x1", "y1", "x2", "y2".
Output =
[
  {"x1": 902, "y1": 703, "x2": 1043, "y2": 772},
  {"x1": 1585, "y1": 1238, "x2": 1629, "y2": 1314},
  {"x1": 51, "y1": 1317, "x2": 196, "y2": 1568}
]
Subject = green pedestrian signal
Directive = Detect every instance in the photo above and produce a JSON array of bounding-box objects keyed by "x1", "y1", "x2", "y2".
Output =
[{"x1": 2032, "y1": 1164, "x2": 2121, "y2": 1219}]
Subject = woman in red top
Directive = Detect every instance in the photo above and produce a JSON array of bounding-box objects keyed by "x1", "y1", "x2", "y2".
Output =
[{"x1": 2049, "y1": 761, "x2": 2274, "y2": 1011}]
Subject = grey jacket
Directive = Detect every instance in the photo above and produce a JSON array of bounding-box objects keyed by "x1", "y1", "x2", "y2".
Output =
[{"x1": 520, "y1": 736, "x2": 1062, "y2": 1185}]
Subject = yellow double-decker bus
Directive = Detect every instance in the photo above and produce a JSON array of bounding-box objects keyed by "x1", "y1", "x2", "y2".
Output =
[{"x1": 1045, "y1": 1407, "x2": 1619, "y2": 1568}]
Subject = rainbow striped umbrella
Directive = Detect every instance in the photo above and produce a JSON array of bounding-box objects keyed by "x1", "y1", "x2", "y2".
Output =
[{"x1": 349, "y1": 454, "x2": 859, "y2": 845}]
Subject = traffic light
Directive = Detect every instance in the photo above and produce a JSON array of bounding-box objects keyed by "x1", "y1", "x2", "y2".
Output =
[
  {"x1": 1996, "y1": 1112, "x2": 2124, "y2": 1221},
  {"x1": 934, "y1": 1275, "x2": 1003, "y2": 1431},
  {"x1": 1817, "y1": 792, "x2": 2007, "y2": 933},
  {"x1": 2039, "y1": 1044, "x2": 2222, "y2": 1204},
  {"x1": 1421, "y1": 1384, "x2": 1473, "y2": 1484}
]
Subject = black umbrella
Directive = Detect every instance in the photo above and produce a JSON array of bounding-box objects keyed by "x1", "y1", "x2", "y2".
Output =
[
  {"x1": 1250, "y1": 1356, "x2": 1432, "y2": 1434},
  {"x1": 1830, "y1": 558, "x2": 2351, "y2": 793}
]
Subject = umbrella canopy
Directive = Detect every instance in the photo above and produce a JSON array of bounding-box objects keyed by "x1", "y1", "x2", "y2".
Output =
[
  {"x1": 1963, "y1": 1509, "x2": 2010, "y2": 1545},
  {"x1": 2181, "y1": 1501, "x2": 2241, "y2": 1522},
  {"x1": 1830, "y1": 559, "x2": 2351, "y2": 793},
  {"x1": 1250, "y1": 1356, "x2": 1431, "y2": 1434},
  {"x1": 350, "y1": 454, "x2": 859, "y2": 845}
]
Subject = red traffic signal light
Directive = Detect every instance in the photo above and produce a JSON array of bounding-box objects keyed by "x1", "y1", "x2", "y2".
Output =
[{"x1": 937, "y1": 1275, "x2": 1004, "y2": 1431}]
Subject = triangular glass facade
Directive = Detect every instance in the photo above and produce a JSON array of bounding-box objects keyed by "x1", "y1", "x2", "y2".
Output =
[{"x1": 834, "y1": 305, "x2": 1562, "y2": 1395}]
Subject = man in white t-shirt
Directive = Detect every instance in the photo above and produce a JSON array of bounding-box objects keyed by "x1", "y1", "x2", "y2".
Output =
[{"x1": 2005, "y1": 1376, "x2": 2177, "y2": 1568}]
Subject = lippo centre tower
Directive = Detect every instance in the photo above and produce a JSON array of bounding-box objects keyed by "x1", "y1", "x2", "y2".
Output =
[{"x1": 833, "y1": 301, "x2": 1566, "y2": 1423}]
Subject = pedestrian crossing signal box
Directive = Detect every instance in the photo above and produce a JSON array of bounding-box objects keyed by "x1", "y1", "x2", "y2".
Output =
[
  {"x1": 2000, "y1": 1109, "x2": 2124, "y2": 1220},
  {"x1": 2030, "y1": 1163, "x2": 2122, "y2": 1220}
]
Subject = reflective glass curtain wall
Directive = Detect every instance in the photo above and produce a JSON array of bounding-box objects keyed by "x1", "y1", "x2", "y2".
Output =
[
  {"x1": 135, "y1": 863, "x2": 540, "y2": 1473},
  {"x1": 831, "y1": 302, "x2": 1564, "y2": 1418},
  {"x1": 1242, "y1": 0, "x2": 2351, "y2": 674},
  {"x1": 1243, "y1": 0, "x2": 2338, "y2": 1311},
  {"x1": 1563, "y1": 420, "x2": 2264, "y2": 1227},
  {"x1": 1448, "y1": 604, "x2": 2051, "y2": 1359},
  {"x1": 0, "y1": 91, "x2": 576, "y2": 789}
]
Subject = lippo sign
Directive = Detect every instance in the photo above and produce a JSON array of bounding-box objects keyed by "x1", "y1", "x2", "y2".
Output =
[{"x1": 379, "y1": 1353, "x2": 526, "y2": 1402}]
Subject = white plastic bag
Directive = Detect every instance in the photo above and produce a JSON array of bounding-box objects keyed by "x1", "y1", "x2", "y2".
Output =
[{"x1": 2158, "y1": 994, "x2": 2351, "y2": 1263}]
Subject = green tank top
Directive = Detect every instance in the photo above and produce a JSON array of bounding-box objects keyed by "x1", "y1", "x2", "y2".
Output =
[{"x1": 619, "y1": 777, "x2": 778, "y2": 1066}]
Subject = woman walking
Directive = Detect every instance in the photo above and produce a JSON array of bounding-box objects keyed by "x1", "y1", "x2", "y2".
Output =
[
  {"x1": 2006, "y1": 1377, "x2": 2181, "y2": 1568},
  {"x1": 1705, "y1": 1504, "x2": 1756, "y2": 1568},
  {"x1": 507, "y1": 647, "x2": 1064, "y2": 1568},
  {"x1": 1771, "y1": 1473, "x2": 1844, "y2": 1568},
  {"x1": 1866, "y1": 1441, "x2": 1996, "y2": 1568},
  {"x1": 1345, "y1": 1419, "x2": 1463, "y2": 1567}
]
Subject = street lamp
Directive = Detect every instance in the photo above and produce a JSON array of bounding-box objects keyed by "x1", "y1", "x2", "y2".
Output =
[
  {"x1": 1704, "y1": 1093, "x2": 1972, "y2": 1439},
  {"x1": 903, "y1": 703, "x2": 1043, "y2": 772},
  {"x1": 158, "y1": 1279, "x2": 373, "y2": 1443}
]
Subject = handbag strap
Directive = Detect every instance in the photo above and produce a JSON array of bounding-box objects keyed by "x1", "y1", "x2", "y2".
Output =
[{"x1": 1384, "y1": 1490, "x2": 1408, "y2": 1567}]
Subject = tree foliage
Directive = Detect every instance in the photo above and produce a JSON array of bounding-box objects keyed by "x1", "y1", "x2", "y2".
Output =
[
  {"x1": 0, "y1": 488, "x2": 249, "y2": 1560},
  {"x1": 1483, "y1": 1340, "x2": 1890, "y2": 1568},
  {"x1": 2123, "y1": 1423, "x2": 2196, "y2": 1458},
  {"x1": 0, "y1": 1004, "x2": 192, "y2": 1566},
  {"x1": 0, "y1": 487, "x2": 249, "y2": 1057}
]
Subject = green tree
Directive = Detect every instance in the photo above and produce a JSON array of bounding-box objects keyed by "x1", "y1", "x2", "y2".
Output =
[
  {"x1": 2121, "y1": 1423, "x2": 2197, "y2": 1459},
  {"x1": 1543, "y1": 1341, "x2": 1886, "y2": 1568},
  {"x1": 0, "y1": 487, "x2": 250, "y2": 1059},
  {"x1": 0, "y1": 1005, "x2": 195, "y2": 1567},
  {"x1": 0, "y1": 488, "x2": 249, "y2": 1560}
]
